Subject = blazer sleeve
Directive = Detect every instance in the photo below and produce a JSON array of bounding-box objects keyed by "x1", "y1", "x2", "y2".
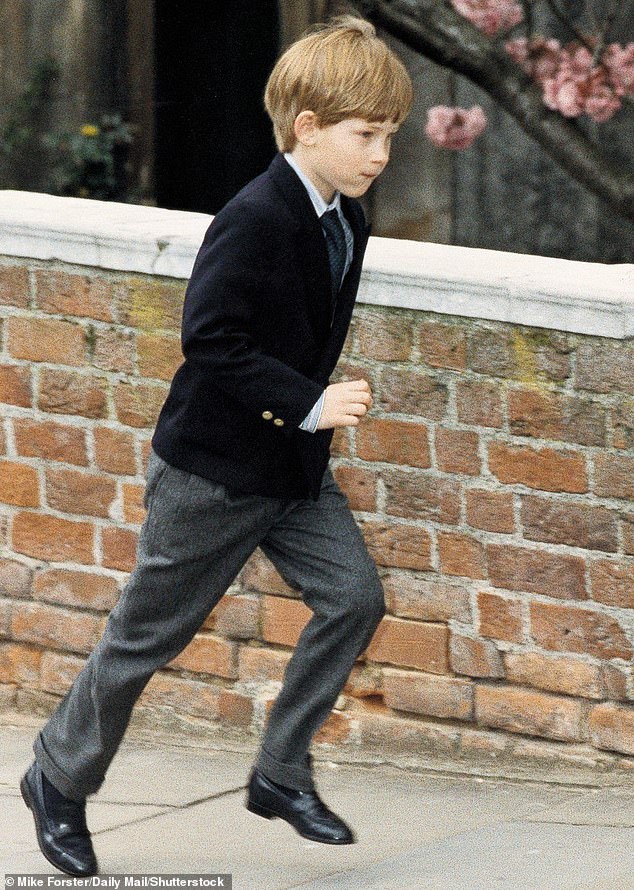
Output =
[{"x1": 180, "y1": 201, "x2": 324, "y2": 430}]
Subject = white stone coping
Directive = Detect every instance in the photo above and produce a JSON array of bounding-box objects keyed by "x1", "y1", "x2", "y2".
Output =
[{"x1": 1, "y1": 189, "x2": 633, "y2": 338}]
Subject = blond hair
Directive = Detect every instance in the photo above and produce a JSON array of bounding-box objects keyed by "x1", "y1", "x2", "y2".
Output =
[{"x1": 265, "y1": 15, "x2": 413, "y2": 152}]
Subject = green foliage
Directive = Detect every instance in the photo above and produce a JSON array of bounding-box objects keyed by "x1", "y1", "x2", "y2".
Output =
[
  {"x1": 44, "y1": 115, "x2": 134, "y2": 200},
  {"x1": 0, "y1": 60, "x2": 135, "y2": 201}
]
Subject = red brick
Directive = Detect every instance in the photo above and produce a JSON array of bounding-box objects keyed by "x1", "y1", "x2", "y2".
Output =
[
  {"x1": 588, "y1": 703, "x2": 634, "y2": 756},
  {"x1": 435, "y1": 428, "x2": 480, "y2": 476},
  {"x1": 382, "y1": 469, "x2": 461, "y2": 523},
  {"x1": 0, "y1": 461, "x2": 39, "y2": 507},
  {"x1": 0, "y1": 642, "x2": 42, "y2": 685},
  {"x1": 593, "y1": 454, "x2": 634, "y2": 500},
  {"x1": 313, "y1": 710, "x2": 353, "y2": 745},
  {"x1": 0, "y1": 558, "x2": 33, "y2": 598},
  {"x1": 122, "y1": 482, "x2": 145, "y2": 524},
  {"x1": 356, "y1": 699, "x2": 460, "y2": 755},
  {"x1": 261, "y1": 595, "x2": 311, "y2": 647},
  {"x1": 92, "y1": 327, "x2": 135, "y2": 374},
  {"x1": 93, "y1": 426, "x2": 137, "y2": 475},
  {"x1": 13, "y1": 418, "x2": 88, "y2": 465},
  {"x1": 438, "y1": 531, "x2": 487, "y2": 579},
  {"x1": 113, "y1": 380, "x2": 168, "y2": 428},
  {"x1": 101, "y1": 526, "x2": 138, "y2": 572},
  {"x1": 456, "y1": 379, "x2": 503, "y2": 428},
  {"x1": 355, "y1": 309, "x2": 413, "y2": 361},
  {"x1": 508, "y1": 388, "x2": 606, "y2": 447},
  {"x1": 521, "y1": 496, "x2": 618, "y2": 552},
  {"x1": 344, "y1": 663, "x2": 383, "y2": 697},
  {"x1": 203, "y1": 593, "x2": 259, "y2": 639},
  {"x1": 504, "y1": 650, "x2": 603, "y2": 699},
  {"x1": 475, "y1": 683, "x2": 583, "y2": 741},
  {"x1": 34, "y1": 270, "x2": 115, "y2": 322},
  {"x1": 217, "y1": 689, "x2": 253, "y2": 727},
  {"x1": 419, "y1": 322, "x2": 467, "y2": 370},
  {"x1": 378, "y1": 369, "x2": 448, "y2": 419},
  {"x1": 590, "y1": 560, "x2": 634, "y2": 608},
  {"x1": 7, "y1": 317, "x2": 86, "y2": 366},
  {"x1": 0, "y1": 363, "x2": 32, "y2": 407},
  {"x1": 168, "y1": 633, "x2": 238, "y2": 679},
  {"x1": 487, "y1": 543, "x2": 586, "y2": 599},
  {"x1": 332, "y1": 464, "x2": 377, "y2": 512},
  {"x1": 238, "y1": 645, "x2": 291, "y2": 682},
  {"x1": 465, "y1": 489, "x2": 515, "y2": 533},
  {"x1": 358, "y1": 520, "x2": 433, "y2": 570},
  {"x1": 383, "y1": 667, "x2": 473, "y2": 720},
  {"x1": 239, "y1": 550, "x2": 295, "y2": 596},
  {"x1": 611, "y1": 402, "x2": 634, "y2": 450},
  {"x1": 530, "y1": 600, "x2": 632, "y2": 660},
  {"x1": 38, "y1": 369, "x2": 108, "y2": 419},
  {"x1": 468, "y1": 328, "x2": 516, "y2": 378},
  {"x1": 118, "y1": 277, "x2": 184, "y2": 332},
  {"x1": 40, "y1": 651, "x2": 86, "y2": 693},
  {"x1": 366, "y1": 616, "x2": 448, "y2": 673},
  {"x1": 10, "y1": 601, "x2": 105, "y2": 654},
  {"x1": 477, "y1": 590, "x2": 523, "y2": 642},
  {"x1": 331, "y1": 427, "x2": 351, "y2": 458},
  {"x1": 12, "y1": 512, "x2": 94, "y2": 564},
  {"x1": 140, "y1": 672, "x2": 220, "y2": 719},
  {"x1": 356, "y1": 418, "x2": 431, "y2": 468},
  {"x1": 382, "y1": 572, "x2": 471, "y2": 622},
  {"x1": 137, "y1": 332, "x2": 184, "y2": 380},
  {"x1": 0, "y1": 264, "x2": 30, "y2": 308},
  {"x1": 488, "y1": 442, "x2": 588, "y2": 493},
  {"x1": 450, "y1": 633, "x2": 504, "y2": 678},
  {"x1": 576, "y1": 341, "x2": 634, "y2": 395},
  {"x1": 33, "y1": 569, "x2": 119, "y2": 611},
  {"x1": 46, "y1": 467, "x2": 117, "y2": 518}
]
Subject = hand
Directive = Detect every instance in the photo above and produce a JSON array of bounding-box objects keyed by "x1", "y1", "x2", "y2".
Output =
[{"x1": 316, "y1": 379, "x2": 373, "y2": 429}]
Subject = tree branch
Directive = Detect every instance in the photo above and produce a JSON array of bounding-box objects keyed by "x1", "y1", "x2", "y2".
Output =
[{"x1": 351, "y1": 0, "x2": 634, "y2": 223}]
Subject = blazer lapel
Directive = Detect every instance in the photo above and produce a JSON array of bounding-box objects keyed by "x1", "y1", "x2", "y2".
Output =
[{"x1": 268, "y1": 154, "x2": 332, "y2": 341}]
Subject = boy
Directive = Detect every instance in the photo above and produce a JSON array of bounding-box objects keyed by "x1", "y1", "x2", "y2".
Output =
[{"x1": 20, "y1": 16, "x2": 413, "y2": 875}]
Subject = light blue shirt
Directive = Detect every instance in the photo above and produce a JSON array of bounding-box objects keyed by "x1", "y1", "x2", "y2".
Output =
[{"x1": 283, "y1": 152, "x2": 354, "y2": 433}]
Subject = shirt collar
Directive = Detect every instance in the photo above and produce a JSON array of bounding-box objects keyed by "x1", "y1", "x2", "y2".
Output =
[{"x1": 283, "y1": 152, "x2": 342, "y2": 219}]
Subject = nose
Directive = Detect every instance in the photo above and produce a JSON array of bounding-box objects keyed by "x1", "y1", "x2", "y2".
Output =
[{"x1": 372, "y1": 141, "x2": 390, "y2": 168}]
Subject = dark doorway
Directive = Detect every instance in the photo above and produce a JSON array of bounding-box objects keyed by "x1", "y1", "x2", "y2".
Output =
[{"x1": 154, "y1": 0, "x2": 280, "y2": 213}]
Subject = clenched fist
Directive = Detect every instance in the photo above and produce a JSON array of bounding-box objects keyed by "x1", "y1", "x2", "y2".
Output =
[{"x1": 317, "y1": 379, "x2": 373, "y2": 429}]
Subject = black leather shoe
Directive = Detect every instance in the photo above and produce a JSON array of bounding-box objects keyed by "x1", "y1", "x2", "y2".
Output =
[
  {"x1": 245, "y1": 768, "x2": 355, "y2": 844},
  {"x1": 20, "y1": 761, "x2": 98, "y2": 876}
]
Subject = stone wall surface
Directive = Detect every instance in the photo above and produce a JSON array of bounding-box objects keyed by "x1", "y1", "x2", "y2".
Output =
[{"x1": 1, "y1": 191, "x2": 634, "y2": 781}]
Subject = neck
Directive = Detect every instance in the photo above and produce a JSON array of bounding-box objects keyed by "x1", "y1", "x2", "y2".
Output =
[{"x1": 288, "y1": 147, "x2": 335, "y2": 203}]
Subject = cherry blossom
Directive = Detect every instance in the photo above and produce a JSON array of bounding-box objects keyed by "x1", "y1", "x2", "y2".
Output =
[
  {"x1": 504, "y1": 37, "x2": 634, "y2": 123},
  {"x1": 451, "y1": 0, "x2": 523, "y2": 37},
  {"x1": 424, "y1": 105, "x2": 488, "y2": 150}
]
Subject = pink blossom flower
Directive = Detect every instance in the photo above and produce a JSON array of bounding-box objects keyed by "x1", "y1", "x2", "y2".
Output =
[
  {"x1": 424, "y1": 105, "x2": 488, "y2": 150},
  {"x1": 451, "y1": 0, "x2": 523, "y2": 36},
  {"x1": 603, "y1": 43, "x2": 634, "y2": 95},
  {"x1": 505, "y1": 36, "x2": 632, "y2": 123}
]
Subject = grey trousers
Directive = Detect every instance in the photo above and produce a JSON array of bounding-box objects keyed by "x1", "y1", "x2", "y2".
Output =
[{"x1": 34, "y1": 448, "x2": 385, "y2": 801}]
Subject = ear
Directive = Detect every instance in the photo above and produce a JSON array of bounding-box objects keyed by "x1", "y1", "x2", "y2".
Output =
[{"x1": 293, "y1": 110, "x2": 320, "y2": 146}]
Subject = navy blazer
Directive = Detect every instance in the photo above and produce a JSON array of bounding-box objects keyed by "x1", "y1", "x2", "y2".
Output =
[{"x1": 152, "y1": 153, "x2": 372, "y2": 499}]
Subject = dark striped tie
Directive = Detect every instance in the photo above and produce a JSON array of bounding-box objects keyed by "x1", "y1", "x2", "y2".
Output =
[{"x1": 321, "y1": 209, "x2": 347, "y2": 316}]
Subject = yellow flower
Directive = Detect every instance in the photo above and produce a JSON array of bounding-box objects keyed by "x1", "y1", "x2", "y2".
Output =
[{"x1": 81, "y1": 124, "x2": 99, "y2": 137}]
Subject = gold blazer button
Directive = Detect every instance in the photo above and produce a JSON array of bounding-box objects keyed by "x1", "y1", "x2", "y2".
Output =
[
  {"x1": 273, "y1": 418, "x2": 285, "y2": 427},
  {"x1": 262, "y1": 411, "x2": 273, "y2": 420}
]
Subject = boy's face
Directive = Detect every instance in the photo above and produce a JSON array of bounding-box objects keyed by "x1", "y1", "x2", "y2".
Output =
[{"x1": 293, "y1": 116, "x2": 398, "y2": 203}]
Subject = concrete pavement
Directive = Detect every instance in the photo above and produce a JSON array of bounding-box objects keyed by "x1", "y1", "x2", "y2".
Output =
[{"x1": 2, "y1": 714, "x2": 634, "y2": 889}]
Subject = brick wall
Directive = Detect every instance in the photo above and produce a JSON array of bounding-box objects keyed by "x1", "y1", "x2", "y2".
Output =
[{"x1": 1, "y1": 192, "x2": 634, "y2": 780}]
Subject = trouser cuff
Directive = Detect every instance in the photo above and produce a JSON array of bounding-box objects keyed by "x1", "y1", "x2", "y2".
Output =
[
  {"x1": 33, "y1": 733, "x2": 88, "y2": 803},
  {"x1": 254, "y1": 747, "x2": 314, "y2": 792}
]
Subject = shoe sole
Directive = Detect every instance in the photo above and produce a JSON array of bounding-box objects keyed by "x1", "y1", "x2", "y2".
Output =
[
  {"x1": 20, "y1": 775, "x2": 98, "y2": 877},
  {"x1": 245, "y1": 797, "x2": 355, "y2": 844}
]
